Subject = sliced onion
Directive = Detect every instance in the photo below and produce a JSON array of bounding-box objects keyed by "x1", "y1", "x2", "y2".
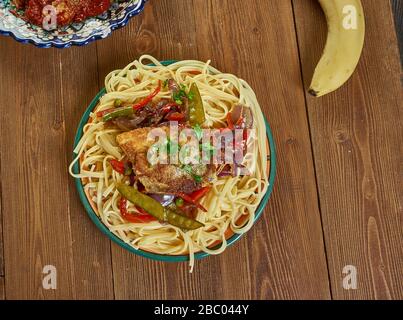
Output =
[
  {"x1": 149, "y1": 194, "x2": 175, "y2": 207},
  {"x1": 231, "y1": 104, "x2": 254, "y2": 129},
  {"x1": 217, "y1": 164, "x2": 234, "y2": 177},
  {"x1": 217, "y1": 171, "x2": 233, "y2": 178},
  {"x1": 168, "y1": 79, "x2": 180, "y2": 94}
]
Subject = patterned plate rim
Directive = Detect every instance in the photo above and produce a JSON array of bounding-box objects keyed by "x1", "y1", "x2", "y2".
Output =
[{"x1": 0, "y1": 0, "x2": 147, "y2": 48}]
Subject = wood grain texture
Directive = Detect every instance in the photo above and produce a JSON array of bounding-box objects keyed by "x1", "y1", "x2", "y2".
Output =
[
  {"x1": 293, "y1": 0, "x2": 403, "y2": 299},
  {"x1": 96, "y1": 0, "x2": 330, "y2": 300},
  {"x1": 59, "y1": 46, "x2": 115, "y2": 299},
  {"x1": 391, "y1": 0, "x2": 403, "y2": 64},
  {"x1": 96, "y1": 0, "x2": 228, "y2": 300},
  {"x1": 192, "y1": 0, "x2": 331, "y2": 300},
  {"x1": 0, "y1": 39, "x2": 74, "y2": 299},
  {"x1": 0, "y1": 0, "x2": 401, "y2": 300},
  {"x1": 0, "y1": 162, "x2": 3, "y2": 276},
  {"x1": 0, "y1": 39, "x2": 114, "y2": 299},
  {"x1": 0, "y1": 277, "x2": 4, "y2": 300}
]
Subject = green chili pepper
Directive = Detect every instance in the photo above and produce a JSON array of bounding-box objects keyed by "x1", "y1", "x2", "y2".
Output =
[
  {"x1": 102, "y1": 106, "x2": 134, "y2": 122},
  {"x1": 166, "y1": 210, "x2": 203, "y2": 230},
  {"x1": 117, "y1": 184, "x2": 204, "y2": 230},
  {"x1": 188, "y1": 83, "x2": 206, "y2": 126}
]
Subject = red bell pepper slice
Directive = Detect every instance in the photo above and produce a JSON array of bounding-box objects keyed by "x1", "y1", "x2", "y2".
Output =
[
  {"x1": 135, "y1": 206, "x2": 158, "y2": 222},
  {"x1": 119, "y1": 198, "x2": 157, "y2": 223},
  {"x1": 161, "y1": 102, "x2": 180, "y2": 113},
  {"x1": 176, "y1": 192, "x2": 208, "y2": 212},
  {"x1": 109, "y1": 159, "x2": 125, "y2": 174},
  {"x1": 98, "y1": 81, "x2": 162, "y2": 117},
  {"x1": 226, "y1": 112, "x2": 234, "y2": 130},
  {"x1": 166, "y1": 112, "x2": 185, "y2": 121},
  {"x1": 133, "y1": 81, "x2": 162, "y2": 111},
  {"x1": 188, "y1": 186, "x2": 211, "y2": 202},
  {"x1": 96, "y1": 108, "x2": 115, "y2": 118}
]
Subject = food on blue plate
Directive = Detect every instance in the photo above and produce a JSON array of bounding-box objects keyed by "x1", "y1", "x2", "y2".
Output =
[
  {"x1": 12, "y1": 0, "x2": 116, "y2": 27},
  {"x1": 116, "y1": 127, "x2": 214, "y2": 194},
  {"x1": 69, "y1": 56, "x2": 270, "y2": 271}
]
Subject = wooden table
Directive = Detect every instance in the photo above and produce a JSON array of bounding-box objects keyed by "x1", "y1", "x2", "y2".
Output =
[{"x1": 0, "y1": 0, "x2": 401, "y2": 300}]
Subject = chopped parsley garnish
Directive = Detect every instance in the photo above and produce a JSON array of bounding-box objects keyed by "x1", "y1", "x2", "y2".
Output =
[
  {"x1": 182, "y1": 164, "x2": 202, "y2": 183},
  {"x1": 173, "y1": 91, "x2": 185, "y2": 105},
  {"x1": 193, "y1": 174, "x2": 203, "y2": 183},
  {"x1": 163, "y1": 79, "x2": 169, "y2": 88},
  {"x1": 182, "y1": 164, "x2": 192, "y2": 173},
  {"x1": 174, "y1": 98, "x2": 183, "y2": 105},
  {"x1": 172, "y1": 84, "x2": 193, "y2": 105}
]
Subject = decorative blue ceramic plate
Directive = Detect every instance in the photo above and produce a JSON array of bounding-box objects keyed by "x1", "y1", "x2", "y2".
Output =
[
  {"x1": 72, "y1": 60, "x2": 277, "y2": 263},
  {"x1": 0, "y1": 0, "x2": 147, "y2": 48}
]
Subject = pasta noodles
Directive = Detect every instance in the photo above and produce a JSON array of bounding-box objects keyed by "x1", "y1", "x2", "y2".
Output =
[{"x1": 69, "y1": 55, "x2": 270, "y2": 272}]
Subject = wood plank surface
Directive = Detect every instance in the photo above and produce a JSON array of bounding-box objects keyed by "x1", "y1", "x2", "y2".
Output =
[
  {"x1": 293, "y1": 0, "x2": 403, "y2": 299},
  {"x1": 0, "y1": 0, "x2": 401, "y2": 300},
  {"x1": 96, "y1": 0, "x2": 330, "y2": 300},
  {"x1": 0, "y1": 39, "x2": 114, "y2": 299},
  {"x1": 96, "y1": 0, "x2": 210, "y2": 300},
  {"x1": 0, "y1": 39, "x2": 75, "y2": 299},
  {"x1": 391, "y1": 0, "x2": 403, "y2": 63},
  {"x1": 0, "y1": 163, "x2": 3, "y2": 276},
  {"x1": 193, "y1": 0, "x2": 331, "y2": 300},
  {"x1": 0, "y1": 277, "x2": 4, "y2": 300},
  {"x1": 59, "y1": 46, "x2": 115, "y2": 299}
]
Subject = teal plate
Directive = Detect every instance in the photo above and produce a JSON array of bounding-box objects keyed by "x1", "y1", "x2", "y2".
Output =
[{"x1": 72, "y1": 60, "x2": 277, "y2": 262}]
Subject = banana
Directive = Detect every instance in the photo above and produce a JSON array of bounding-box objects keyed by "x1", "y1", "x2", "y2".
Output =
[{"x1": 309, "y1": 0, "x2": 365, "y2": 97}]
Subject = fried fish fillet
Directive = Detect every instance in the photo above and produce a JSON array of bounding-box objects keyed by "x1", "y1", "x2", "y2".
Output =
[
  {"x1": 116, "y1": 127, "x2": 213, "y2": 194},
  {"x1": 116, "y1": 127, "x2": 163, "y2": 159}
]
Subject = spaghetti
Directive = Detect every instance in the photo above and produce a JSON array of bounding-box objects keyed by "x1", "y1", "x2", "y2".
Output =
[{"x1": 69, "y1": 55, "x2": 270, "y2": 271}]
